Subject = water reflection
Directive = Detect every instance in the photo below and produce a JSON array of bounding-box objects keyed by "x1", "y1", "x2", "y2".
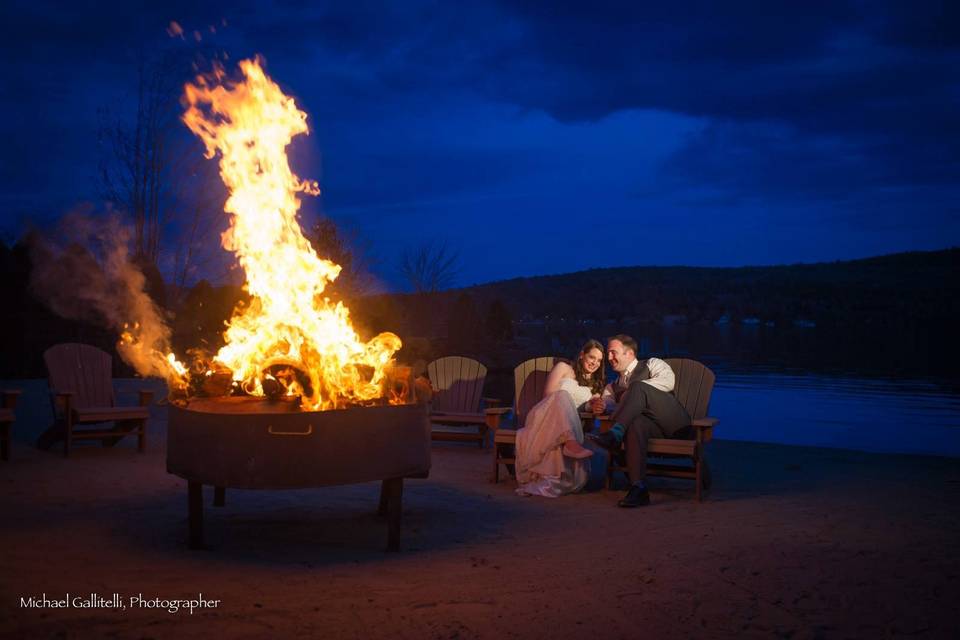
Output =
[{"x1": 711, "y1": 372, "x2": 960, "y2": 457}]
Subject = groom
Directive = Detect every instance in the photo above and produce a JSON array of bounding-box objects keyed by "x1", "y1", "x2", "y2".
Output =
[{"x1": 587, "y1": 335, "x2": 691, "y2": 508}]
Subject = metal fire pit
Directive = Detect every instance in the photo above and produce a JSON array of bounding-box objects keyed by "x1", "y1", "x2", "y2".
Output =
[{"x1": 167, "y1": 397, "x2": 430, "y2": 551}]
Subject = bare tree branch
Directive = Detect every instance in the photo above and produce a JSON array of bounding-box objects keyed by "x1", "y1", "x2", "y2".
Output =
[
  {"x1": 399, "y1": 241, "x2": 460, "y2": 293},
  {"x1": 97, "y1": 45, "x2": 227, "y2": 303}
]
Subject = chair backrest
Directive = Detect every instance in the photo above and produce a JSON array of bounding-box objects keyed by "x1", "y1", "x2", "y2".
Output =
[
  {"x1": 427, "y1": 356, "x2": 488, "y2": 413},
  {"x1": 44, "y1": 343, "x2": 115, "y2": 410},
  {"x1": 513, "y1": 356, "x2": 556, "y2": 428},
  {"x1": 664, "y1": 358, "x2": 715, "y2": 420}
]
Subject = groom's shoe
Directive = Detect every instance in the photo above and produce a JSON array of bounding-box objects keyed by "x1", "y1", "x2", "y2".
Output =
[
  {"x1": 618, "y1": 485, "x2": 651, "y2": 508},
  {"x1": 587, "y1": 430, "x2": 619, "y2": 450}
]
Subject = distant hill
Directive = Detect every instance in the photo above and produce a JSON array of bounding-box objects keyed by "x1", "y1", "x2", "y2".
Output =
[
  {"x1": 354, "y1": 248, "x2": 958, "y2": 380},
  {"x1": 376, "y1": 247, "x2": 958, "y2": 328},
  {"x1": 2, "y1": 238, "x2": 955, "y2": 381}
]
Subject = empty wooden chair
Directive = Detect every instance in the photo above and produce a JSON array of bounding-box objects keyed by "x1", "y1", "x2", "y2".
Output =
[
  {"x1": 487, "y1": 356, "x2": 555, "y2": 482},
  {"x1": 38, "y1": 343, "x2": 153, "y2": 457},
  {"x1": 427, "y1": 356, "x2": 491, "y2": 446},
  {"x1": 0, "y1": 390, "x2": 21, "y2": 461},
  {"x1": 601, "y1": 358, "x2": 718, "y2": 501}
]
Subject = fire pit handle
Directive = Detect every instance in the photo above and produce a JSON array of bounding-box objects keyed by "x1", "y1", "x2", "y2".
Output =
[{"x1": 267, "y1": 424, "x2": 314, "y2": 436}]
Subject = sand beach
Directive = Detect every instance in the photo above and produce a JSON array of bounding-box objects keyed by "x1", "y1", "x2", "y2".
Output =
[{"x1": 1, "y1": 381, "x2": 959, "y2": 639}]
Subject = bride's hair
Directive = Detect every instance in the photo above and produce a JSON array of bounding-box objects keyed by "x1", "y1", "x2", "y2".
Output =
[{"x1": 573, "y1": 339, "x2": 606, "y2": 395}]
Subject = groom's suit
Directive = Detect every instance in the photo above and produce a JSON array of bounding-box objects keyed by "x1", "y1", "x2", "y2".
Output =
[{"x1": 602, "y1": 358, "x2": 691, "y2": 483}]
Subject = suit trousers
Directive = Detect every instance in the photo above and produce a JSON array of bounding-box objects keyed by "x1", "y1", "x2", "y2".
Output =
[{"x1": 613, "y1": 380, "x2": 691, "y2": 483}]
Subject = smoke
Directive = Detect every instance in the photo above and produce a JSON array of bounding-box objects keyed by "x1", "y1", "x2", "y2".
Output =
[{"x1": 28, "y1": 208, "x2": 186, "y2": 386}]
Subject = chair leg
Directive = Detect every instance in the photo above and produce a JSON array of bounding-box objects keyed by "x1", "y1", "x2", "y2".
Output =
[
  {"x1": 492, "y1": 446, "x2": 500, "y2": 483},
  {"x1": 63, "y1": 397, "x2": 74, "y2": 457},
  {"x1": 700, "y1": 456, "x2": 712, "y2": 492},
  {"x1": 0, "y1": 423, "x2": 9, "y2": 461},
  {"x1": 384, "y1": 477, "x2": 404, "y2": 552},
  {"x1": 138, "y1": 419, "x2": 146, "y2": 453},
  {"x1": 695, "y1": 456, "x2": 702, "y2": 502},
  {"x1": 188, "y1": 481, "x2": 204, "y2": 549},
  {"x1": 64, "y1": 420, "x2": 72, "y2": 457},
  {"x1": 377, "y1": 479, "x2": 389, "y2": 516}
]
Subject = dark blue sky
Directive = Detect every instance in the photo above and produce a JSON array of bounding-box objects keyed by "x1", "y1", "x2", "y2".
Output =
[{"x1": 1, "y1": 0, "x2": 958, "y2": 291}]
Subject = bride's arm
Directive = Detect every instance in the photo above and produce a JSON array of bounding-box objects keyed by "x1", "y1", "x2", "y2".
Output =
[{"x1": 543, "y1": 362, "x2": 573, "y2": 397}]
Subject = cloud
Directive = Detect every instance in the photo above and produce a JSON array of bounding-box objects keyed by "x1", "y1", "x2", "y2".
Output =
[{"x1": 1, "y1": 0, "x2": 957, "y2": 286}]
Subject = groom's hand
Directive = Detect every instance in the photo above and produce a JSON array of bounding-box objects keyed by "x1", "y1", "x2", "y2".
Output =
[{"x1": 589, "y1": 396, "x2": 605, "y2": 415}]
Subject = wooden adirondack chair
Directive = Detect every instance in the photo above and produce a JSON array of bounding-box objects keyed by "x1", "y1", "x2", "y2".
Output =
[
  {"x1": 600, "y1": 358, "x2": 718, "y2": 501},
  {"x1": 487, "y1": 356, "x2": 556, "y2": 482},
  {"x1": 427, "y1": 356, "x2": 491, "y2": 446},
  {"x1": 38, "y1": 343, "x2": 154, "y2": 457},
  {"x1": 0, "y1": 390, "x2": 21, "y2": 461}
]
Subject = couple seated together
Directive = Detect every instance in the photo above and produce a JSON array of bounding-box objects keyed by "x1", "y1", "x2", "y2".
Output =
[{"x1": 515, "y1": 334, "x2": 691, "y2": 508}]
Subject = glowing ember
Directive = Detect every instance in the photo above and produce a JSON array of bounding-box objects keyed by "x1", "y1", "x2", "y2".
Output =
[{"x1": 173, "y1": 56, "x2": 401, "y2": 409}]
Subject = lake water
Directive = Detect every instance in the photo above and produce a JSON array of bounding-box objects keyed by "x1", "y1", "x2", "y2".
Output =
[
  {"x1": 4, "y1": 372, "x2": 959, "y2": 458},
  {"x1": 527, "y1": 322, "x2": 960, "y2": 457},
  {"x1": 710, "y1": 371, "x2": 960, "y2": 457}
]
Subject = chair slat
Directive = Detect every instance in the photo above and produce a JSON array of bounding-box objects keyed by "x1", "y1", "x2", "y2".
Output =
[
  {"x1": 467, "y1": 360, "x2": 487, "y2": 412},
  {"x1": 665, "y1": 358, "x2": 715, "y2": 420},
  {"x1": 427, "y1": 356, "x2": 487, "y2": 413},
  {"x1": 45, "y1": 343, "x2": 114, "y2": 409},
  {"x1": 514, "y1": 356, "x2": 554, "y2": 428}
]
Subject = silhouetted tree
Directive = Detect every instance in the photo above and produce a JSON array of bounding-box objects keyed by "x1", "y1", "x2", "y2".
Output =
[
  {"x1": 483, "y1": 299, "x2": 513, "y2": 343},
  {"x1": 308, "y1": 217, "x2": 376, "y2": 299},
  {"x1": 97, "y1": 45, "x2": 225, "y2": 300},
  {"x1": 171, "y1": 279, "x2": 248, "y2": 357},
  {"x1": 446, "y1": 292, "x2": 479, "y2": 350},
  {"x1": 399, "y1": 241, "x2": 459, "y2": 293}
]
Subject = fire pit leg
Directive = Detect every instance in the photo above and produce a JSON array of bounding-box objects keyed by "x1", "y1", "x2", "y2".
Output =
[
  {"x1": 377, "y1": 480, "x2": 388, "y2": 516},
  {"x1": 382, "y1": 477, "x2": 404, "y2": 552},
  {"x1": 188, "y1": 481, "x2": 204, "y2": 549},
  {"x1": 213, "y1": 486, "x2": 226, "y2": 507}
]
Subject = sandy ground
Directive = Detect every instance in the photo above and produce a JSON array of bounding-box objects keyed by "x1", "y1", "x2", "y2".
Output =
[{"x1": 2, "y1": 389, "x2": 959, "y2": 639}]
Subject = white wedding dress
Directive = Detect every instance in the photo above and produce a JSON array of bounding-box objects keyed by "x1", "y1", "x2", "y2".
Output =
[{"x1": 515, "y1": 378, "x2": 593, "y2": 497}]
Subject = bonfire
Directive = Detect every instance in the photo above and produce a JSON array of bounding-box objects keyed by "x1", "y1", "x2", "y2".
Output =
[{"x1": 122, "y1": 57, "x2": 403, "y2": 410}]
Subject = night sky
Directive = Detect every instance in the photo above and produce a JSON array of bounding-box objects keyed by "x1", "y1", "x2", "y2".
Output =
[{"x1": 1, "y1": 0, "x2": 957, "y2": 291}]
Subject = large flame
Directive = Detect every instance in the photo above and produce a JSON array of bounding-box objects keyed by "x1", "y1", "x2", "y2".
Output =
[{"x1": 180, "y1": 57, "x2": 401, "y2": 409}]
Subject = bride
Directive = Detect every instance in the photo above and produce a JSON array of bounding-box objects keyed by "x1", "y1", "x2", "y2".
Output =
[{"x1": 515, "y1": 339, "x2": 606, "y2": 497}]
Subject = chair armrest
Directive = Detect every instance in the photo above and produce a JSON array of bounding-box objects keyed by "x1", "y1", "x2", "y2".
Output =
[
  {"x1": 51, "y1": 391, "x2": 74, "y2": 416},
  {"x1": 691, "y1": 416, "x2": 718, "y2": 444},
  {"x1": 484, "y1": 407, "x2": 513, "y2": 431},
  {"x1": 578, "y1": 411, "x2": 602, "y2": 432},
  {"x1": 590, "y1": 414, "x2": 614, "y2": 431},
  {"x1": 2, "y1": 390, "x2": 21, "y2": 409}
]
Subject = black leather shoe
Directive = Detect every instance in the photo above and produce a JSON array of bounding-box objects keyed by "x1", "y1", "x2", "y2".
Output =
[
  {"x1": 618, "y1": 485, "x2": 650, "y2": 508},
  {"x1": 587, "y1": 430, "x2": 619, "y2": 450}
]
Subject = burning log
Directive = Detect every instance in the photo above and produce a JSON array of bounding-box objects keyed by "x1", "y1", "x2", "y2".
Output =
[
  {"x1": 201, "y1": 370, "x2": 234, "y2": 398},
  {"x1": 260, "y1": 374, "x2": 284, "y2": 400},
  {"x1": 413, "y1": 375, "x2": 434, "y2": 404}
]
